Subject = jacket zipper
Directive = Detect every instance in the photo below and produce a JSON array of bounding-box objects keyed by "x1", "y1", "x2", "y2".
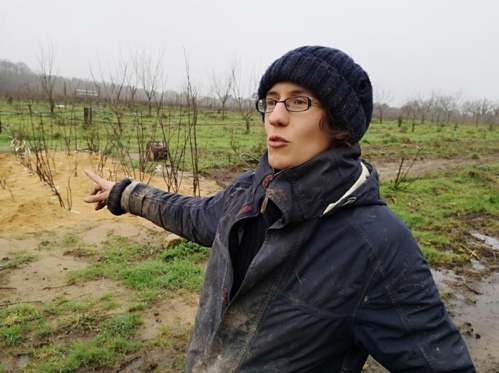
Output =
[
  {"x1": 260, "y1": 194, "x2": 269, "y2": 214},
  {"x1": 260, "y1": 169, "x2": 282, "y2": 214}
]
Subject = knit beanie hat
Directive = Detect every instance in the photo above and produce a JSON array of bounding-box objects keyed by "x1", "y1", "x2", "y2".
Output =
[{"x1": 257, "y1": 46, "x2": 373, "y2": 144}]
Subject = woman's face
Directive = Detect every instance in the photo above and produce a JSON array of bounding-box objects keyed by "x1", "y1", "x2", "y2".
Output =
[{"x1": 264, "y1": 82, "x2": 332, "y2": 170}]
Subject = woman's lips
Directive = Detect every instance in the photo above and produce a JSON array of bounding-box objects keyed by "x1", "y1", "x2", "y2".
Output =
[{"x1": 268, "y1": 136, "x2": 288, "y2": 148}]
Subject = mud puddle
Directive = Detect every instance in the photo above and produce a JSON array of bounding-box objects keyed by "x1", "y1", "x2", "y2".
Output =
[
  {"x1": 435, "y1": 268, "x2": 499, "y2": 369},
  {"x1": 471, "y1": 232, "x2": 499, "y2": 251}
]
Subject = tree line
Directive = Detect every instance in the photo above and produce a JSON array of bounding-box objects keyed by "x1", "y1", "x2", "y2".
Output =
[
  {"x1": 374, "y1": 89, "x2": 498, "y2": 130},
  {"x1": 1, "y1": 56, "x2": 498, "y2": 131}
]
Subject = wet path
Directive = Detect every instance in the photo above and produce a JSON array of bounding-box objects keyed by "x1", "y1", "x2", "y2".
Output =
[{"x1": 442, "y1": 270, "x2": 499, "y2": 369}]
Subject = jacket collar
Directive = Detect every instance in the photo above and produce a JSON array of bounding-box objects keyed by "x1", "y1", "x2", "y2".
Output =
[{"x1": 254, "y1": 144, "x2": 368, "y2": 224}]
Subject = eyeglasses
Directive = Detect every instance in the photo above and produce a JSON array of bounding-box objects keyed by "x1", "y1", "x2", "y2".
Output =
[{"x1": 255, "y1": 96, "x2": 320, "y2": 114}]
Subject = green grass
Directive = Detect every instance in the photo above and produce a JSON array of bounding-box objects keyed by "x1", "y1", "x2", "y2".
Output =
[
  {"x1": 362, "y1": 120, "x2": 498, "y2": 161},
  {"x1": 0, "y1": 133, "x2": 12, "y2": 152},
  {"x1": 17, "y1": 310, "x2": 143, "y2": 372},
  {"x1": 38, "y1": 231, "x2": 96, "y2": 256},
  {"x1": 0, "y1": 235, "x2": 206, "y2": 372},
  {"x1": 381, "y1": 163, "x2": 499, "y2": 265},
  {"x1": 68, "y1": 236, "x2": 209, "y2": 296},
  {"x1": 0, "y1": 250, "x2": 38, "y2": 270}
]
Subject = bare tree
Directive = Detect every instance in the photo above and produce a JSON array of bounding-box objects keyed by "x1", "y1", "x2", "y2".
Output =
[
  {"x1": 461, "y1": 98, "x2": 495, "y2": 127},
  {"x1": 493, "y1": 104, "x2": 499, "y2": 129},
  {"x1": 401, "y1": 99, "x2": 418, "y2": 132},
  {"x1": 231, "y1": 60, "x2": 258, "y2": 134},
  {"x1": 134, "y1": 50, "x2": 166, "y2": 117},
  {"x1": 37, "y1": 43, "x2": 58, "y2": 114},
  {"x1": 462, "y1": 100, "x2": 479, "y2": 126},
  {"x1": 374, "y1": 88, "x2": 393, "y2": 123},
  {"x1": 25, "y1": 103, "x2": 66, "y2": 208},
  {"x1": 183, "y1": 51, "x2": 201, "y2": 196},
  {"x1": 211, "y1": 59, "x2": 236, "y2": 121},
  {"x1": 414, "y1": 93, "x2": 435, "y2": 124},
  {"x1": 478, "y1": 99, "x2": 498, "y2": 129},
  {"x1": 430, "y1": 91, "x2": 444, "y2": 126},
  {"x1": 157, "y1": 93, "x2": 185, "y2": 193},
  {"x1": 91, "y1": 53, "x2": 141, "y2": 180},
  {"x1": 438, "y1": 92, "x2": 462, "y2": 128}
]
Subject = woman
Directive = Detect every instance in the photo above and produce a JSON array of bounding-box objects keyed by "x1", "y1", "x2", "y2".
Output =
[{"x1": 85, "y1": 46, "x2": 475, "y2": 372}]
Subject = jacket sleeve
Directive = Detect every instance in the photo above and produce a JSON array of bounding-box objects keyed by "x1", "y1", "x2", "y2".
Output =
[
  {"x1": 109, "y1": 180, "x2": 228, "y2": 247},
  {"x1": 352, "y1": 223, "x2": 476, "y2": 372}
]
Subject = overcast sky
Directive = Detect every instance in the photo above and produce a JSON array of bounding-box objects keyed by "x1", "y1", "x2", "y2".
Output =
[{"x1": 1, "y1": 0, "x2": 498, "y2": 106}]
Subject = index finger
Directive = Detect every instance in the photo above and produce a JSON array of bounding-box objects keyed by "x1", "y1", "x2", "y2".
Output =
[{"x1": 84, "y1": 169, "x2": 103, "y2": 184}]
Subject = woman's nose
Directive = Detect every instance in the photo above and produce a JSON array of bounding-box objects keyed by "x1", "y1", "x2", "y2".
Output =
[{"x1": 267, "y1": 101, "x2": 289, "y2": 126}]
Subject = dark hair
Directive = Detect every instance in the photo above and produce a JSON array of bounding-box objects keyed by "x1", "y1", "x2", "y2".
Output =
[{"x1": 320, "y1": 111, "x2": 354, "y2": 148}]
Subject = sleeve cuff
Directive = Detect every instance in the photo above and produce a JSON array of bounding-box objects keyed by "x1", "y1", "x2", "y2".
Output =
[{"x1": 107, "y1": 178, "x2": 132, "y2": 215}]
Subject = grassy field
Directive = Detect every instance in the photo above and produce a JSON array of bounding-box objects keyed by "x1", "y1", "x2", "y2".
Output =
[
  {"x1": 1, "y1": 99, "x2": 497, "y2": 172},
  {"x1": 381, "y1": 163, "x2": 498, "y2": 264},
  {"x1": 0, "y1": 99, "x2": 498, "y2": 371}
]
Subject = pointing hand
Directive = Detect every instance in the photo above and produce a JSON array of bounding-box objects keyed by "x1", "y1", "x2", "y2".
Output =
[{"x1": 83, "y1": 170, "x2": 116, "y2": 210}]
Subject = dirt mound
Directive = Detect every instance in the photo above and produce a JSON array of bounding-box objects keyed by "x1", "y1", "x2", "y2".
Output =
[{"x1": 0, "y1": 152, "x2": 221, "y2": 235}]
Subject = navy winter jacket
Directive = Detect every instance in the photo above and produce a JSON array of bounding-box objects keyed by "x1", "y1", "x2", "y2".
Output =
[{"x1": 111, "y1": 145, "x2": 475, "y2": 372}]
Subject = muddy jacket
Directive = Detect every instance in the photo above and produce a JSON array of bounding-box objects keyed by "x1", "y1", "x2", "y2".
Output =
[{"x1": 112, "y1": 145, "x2": 475, "y2": 372}]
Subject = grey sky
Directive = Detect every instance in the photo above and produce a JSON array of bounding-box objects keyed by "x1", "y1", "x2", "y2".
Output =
[{"x1": 1, "y1": 0, "x2": 498, "y2": 106}]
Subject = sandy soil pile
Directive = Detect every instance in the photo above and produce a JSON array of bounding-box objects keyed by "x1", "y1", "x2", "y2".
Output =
[{"x1": 0, "y1": 151, "x2": 221, "y2": 235}]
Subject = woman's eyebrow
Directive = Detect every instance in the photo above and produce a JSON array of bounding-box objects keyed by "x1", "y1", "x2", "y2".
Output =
[{"x1": 266, "y1": 89, "x2": 314, "y2": 98}]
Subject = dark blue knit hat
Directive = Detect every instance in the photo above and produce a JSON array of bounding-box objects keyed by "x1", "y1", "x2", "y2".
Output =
[{"x1": 258, "y1": 46, "x2": 373, "y2": 144}]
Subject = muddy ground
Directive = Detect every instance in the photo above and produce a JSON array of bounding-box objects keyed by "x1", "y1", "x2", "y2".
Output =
[{"x1": 0, "y1": 151, "x2": 498, "y2": 372}]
